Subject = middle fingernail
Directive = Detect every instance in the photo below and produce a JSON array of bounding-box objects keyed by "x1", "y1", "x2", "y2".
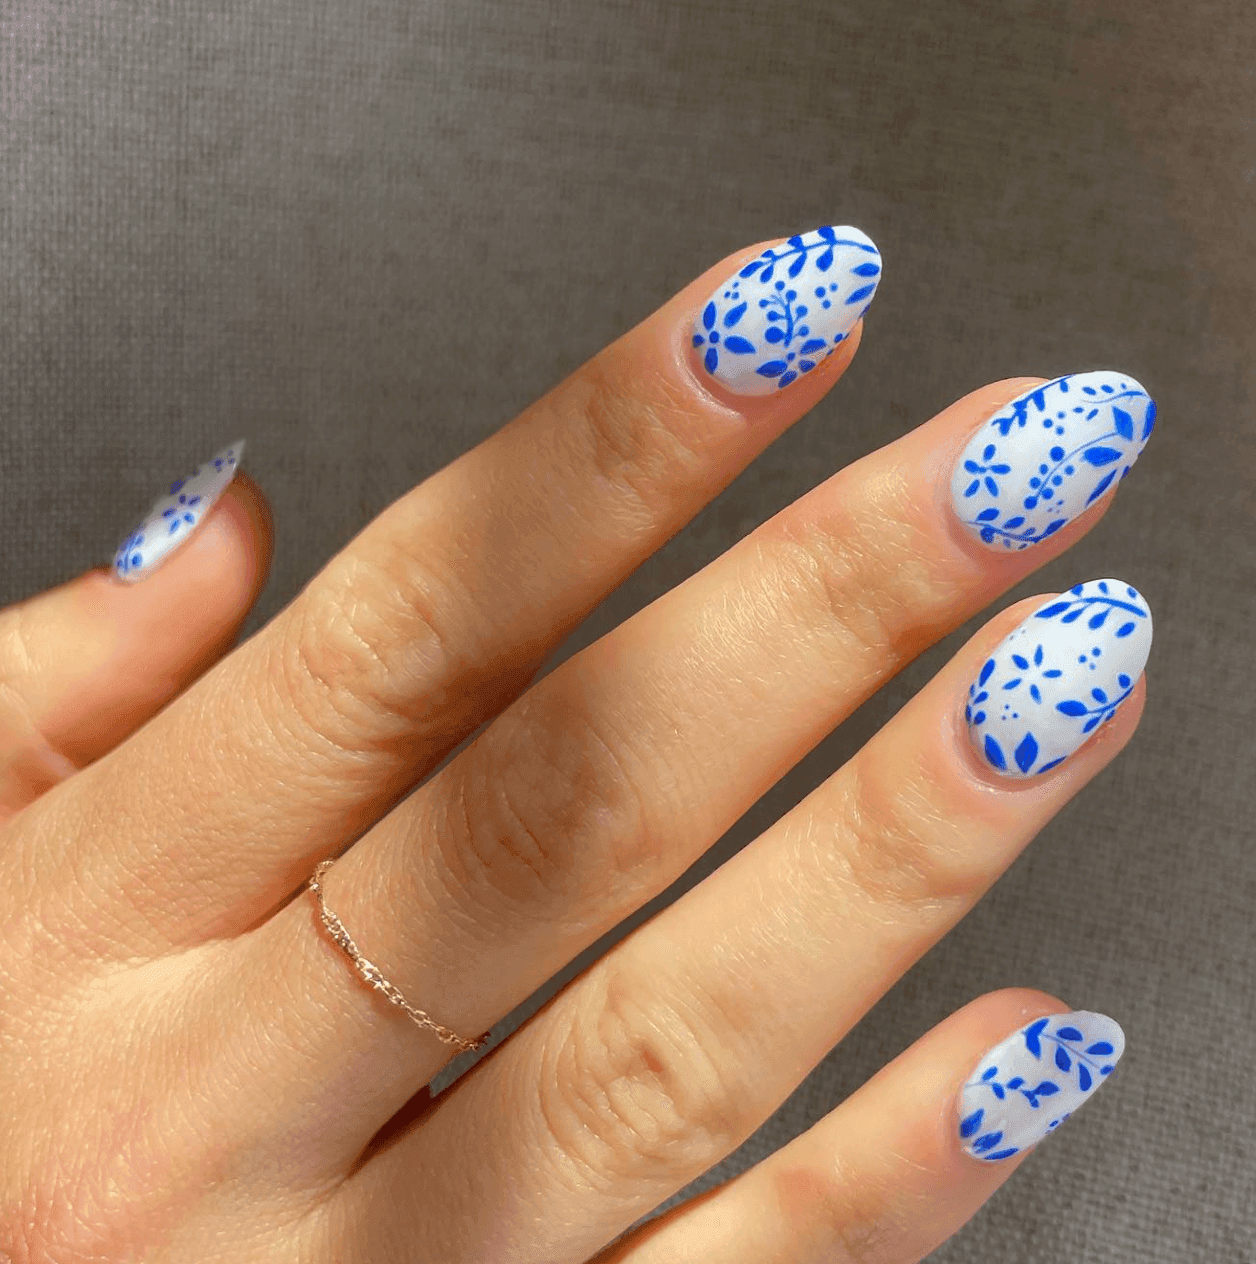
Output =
[
  {"x1": 966, "y1": 579, "x2": 1152, "y2": 778},
  {"x1": 951, "y1": 370, "x2": 1155, "y2": 550}
]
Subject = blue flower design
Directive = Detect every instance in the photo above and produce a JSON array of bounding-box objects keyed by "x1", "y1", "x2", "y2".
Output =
[
  {"x1": 691, "y1": 283, "x2": 759, "y2": 377},
  {"x1": 959, "y1": 443, "x2": 1012, "y2": 499},
  {"x1": 160, "y1": 491, "x2": 203, "y2": 536}
]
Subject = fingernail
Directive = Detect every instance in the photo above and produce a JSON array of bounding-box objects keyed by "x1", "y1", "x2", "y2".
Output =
[
  {"x1": 692, "y1": 226, "x2": 881, "y2": 396},
  {"x1": 966, "y1": 579, "x2": 1152, "y2": 778},
  {"x1": 958, "y1": 1010, "x2": 1125, "y2": 1161},
  {"x1": 113, "y1": 440, "x2": 246, "y2": 582},
  {"x1": 951, "y1": 371, "x2": 1155, "y2": 550}
]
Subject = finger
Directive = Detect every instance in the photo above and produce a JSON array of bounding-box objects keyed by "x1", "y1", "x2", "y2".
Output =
[
  {"x1": 0, "y1": 459, "x2": 271, "y2": 819},
  {"x1": 333, "y1": 588, "x2": 1147, "y2": 1261},
  {"x1": 585, "y1": 991, "x2": 1122, "y2": 1264},
  {"x1": 233, "y1": 372, "x2": 1149, "y2": 1173},
  {"x1": 11, "y1": 226, "x2": 879, "y2": 954}
]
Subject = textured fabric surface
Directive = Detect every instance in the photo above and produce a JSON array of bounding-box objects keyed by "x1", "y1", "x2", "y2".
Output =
[{"x1": 2, "y1": 0, "x2": 1253, "y2": 1258}]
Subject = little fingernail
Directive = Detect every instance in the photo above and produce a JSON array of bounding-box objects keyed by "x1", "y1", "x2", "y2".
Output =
[
  {"x1": 951, "y1": 371, "x2": 1155, "y2": 550},
  {"x1": 966, "y1": 579, "x2": 1152, "y2": 778},
  {"x1": 692, "y1": 226, "x2": 881, "y2": 397},
  {"x1": 112, "y1": 440, "x2": 246, "y2": 582},
  {"x1": 958, "y1": 1010, "x2": 1125, "y2": 1161}
]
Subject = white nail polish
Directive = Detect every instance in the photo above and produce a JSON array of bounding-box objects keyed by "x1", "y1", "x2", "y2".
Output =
[
  {"x1": 691, "y1": 226, "x2": 881, "y2": 396},
  {"x1": 951, "y1": 371, "x2": 1155, "y2": 550},
  {"x1": 959, "y1": 1011, "x2": 1125, "y2": 1161},
  {"x1": 113, "y1": 440, "x2": 246, "y2": 582},
  {"x1": 966, "y1": 579, "x2": 1152, "y2": 778}
]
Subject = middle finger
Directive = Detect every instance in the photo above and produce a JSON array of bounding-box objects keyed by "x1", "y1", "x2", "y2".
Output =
[{"x1": 242, "y1": 369, "x2": 1153, "y2": 1175}]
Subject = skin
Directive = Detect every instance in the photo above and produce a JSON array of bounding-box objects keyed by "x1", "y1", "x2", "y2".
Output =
[{"x1": 0, "y1": 239, "x2": 1145, "y2": 1264}]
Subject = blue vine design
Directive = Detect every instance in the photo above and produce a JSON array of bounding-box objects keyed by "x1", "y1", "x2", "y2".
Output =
[
  {"x1": 959, "y1": 375, "x2": 1155, "y2": 550},
  {"x1": 738, "y1": 226, "x2": 880, "y2": 290},
  {"x1": 960, "y1": 1018, "x2": 1117, "y2": 1160}
]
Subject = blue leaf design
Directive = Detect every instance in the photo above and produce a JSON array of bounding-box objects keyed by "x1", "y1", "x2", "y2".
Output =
[
  {"x1": 1086, "y1": 471, "x2": 1117, "y2": 505},
  {"x1": 1033, "y1": 644, "x2": 1044, "y2": 666},
  {"x1": 818, "y1": 225, "x2": 837, "y2": 242},
  {"x1": 815, "y1": 247, "x2": 834, "y2": 271},
  {"x1": 972, "y1": 1131, "x2": 1005, "y2": 1153},
  {"x1": 757, "y1": 360, "x2": 789, "y2": 378},
  {"x1": 723, "y1": 302, "x2": 748, "y2": 328},
  {"x1": 1035, "y1": 1080, "x2": 1060, "y2": 1097},
  {"x1": 1024, "y1": 1018, "x2": 1048, "y2": 1057},
  {"x1": 1088, "y1": 610, "x2": 1109, "y2": 629},
  {"x1": 977, "y1": 508, "x2": 999, "y2": 522},
  {"x1": 846, "y1": 283, "x2": 877, "y2": 304},
  {"x1": 1142, "y1": 398, "x2": 1157, "y2": 439},
  {"x1": 1112, "y1": 406, "x2": 1134, "y2": 440},
  {"x1": 979, "y1": 659, "x2": 996, "y2": 686},
  {"x1": 1014, "y1": 732, "x2": 1039, "y2": 774},
  {"x1": 722, "y1": 336, "x2": 756, "y2": 355},
  {"x1": 986, "y1": 1147, "x2": 1020, "y2": 1161},
  {"x1": 1055, "y1": 1046, "x2": 1072, "y2": 1072},
  {"x1": 1078, "y1": 1064, "x2": 1093, "y2": 1092},
  {"x1": 1057, "y1": 700, "x2": 1087, "y2": 716},
  {"x1": 800, "y1": 338, "x2": 827, "y2": 355},
  {"x1": 764, "y1": 326, "x2": 785, "y2": 343},
  {"x1": 704, "y1": 348, "x2": 718, "y2": 374},
  {"x1": 789, "y1": 252, "x2": 807, "y2": 278},
  {"x1": 1057, "y1": 1026, "x2": 1083, "y2": 1041},
  {"x1": 1082, "y1": 446, "x2": 1122, "y2": 466},
  {"x1": 1003, "y1": 516, "x2": 1025, "y2": 529},
  {"x1": 984, "y1": 735, "x2": 1007, "y2": 771},
  {"x1": 1091, "y1": 688, "x2": 1108, "y2": 703},
  {"x1": 1086, "y1": 1041, "x2": 1114, "y2": 1056},
  {"x1": 852, "y1": 261, "x2": 881, "y2": 276},
  {"x1": 960, "y1": 1108, "x2": 984, "y2": 1138},
  {"x1": 702, "y1": 302, "x2": 717, "y2": 331},
  {"x1": 1035, "y1": 601, "x2": 1072, "y2": 619},
  {"x1": 1060, "y1": 608, "x2": 1084, "y2": 623},
  {"x1": 1116, "y1": 622, "x2": 1136, "y2": 638},
  {"x1": 1012, "y1": 654, "x2": 1029, "y2": 669},
  {"x1": 1082, "y1": 716, "x2": 1102, "y2": 734}
]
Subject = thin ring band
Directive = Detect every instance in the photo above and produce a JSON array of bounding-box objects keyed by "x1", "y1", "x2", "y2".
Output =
[{"x1": 308, "y1": 857, "x2": 491, "y2": 1054}]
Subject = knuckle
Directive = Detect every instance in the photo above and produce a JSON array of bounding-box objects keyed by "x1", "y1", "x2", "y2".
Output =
[
  {"x1": 569, "y1": 355, "x2": 708, "y2": 521},
  {"x1": 775, "y1": 480, "x2": 964, "y2": 671},
  {"x1": 536, "y1": 965, "x2": 753, "y2": 1192},
  {"x1": 772, "y1": 1159, "x2": 911, "y2": 1264},
  {"x1": 826, "y1": 753, "x2": 988, "y2": 914},
  {"x1": 448, "y1": 687, "x2": 658, "y2": 923},
  {"x1": 278, "y1": 546, "x2": 479, "y2": 753}
]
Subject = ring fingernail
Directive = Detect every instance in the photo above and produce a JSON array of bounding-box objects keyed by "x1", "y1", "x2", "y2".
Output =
[
  {"x1": 951, "y1": 370, "x2": 1155, "y2": 549},
  {"x1": 112, "y1": 440, "x2": 246, "y2": 582},
  {"x1": 692, "y1": 226, "x2": 882, "y2": 396},
  {"x1": 966, "y1": 579, "x2": 1152, "y2": 778},
  {"x1": 959, "y1": 1010, "x2": 1125, "y2": 1161}
]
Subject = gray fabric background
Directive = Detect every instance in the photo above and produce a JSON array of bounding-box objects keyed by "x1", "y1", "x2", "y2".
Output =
[{"x1": 2, "y1": 0, "x2": 1253, "y2": 1258}]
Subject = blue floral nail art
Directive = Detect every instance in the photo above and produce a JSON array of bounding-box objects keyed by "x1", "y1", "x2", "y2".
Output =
[
  {"x1": 966, "y1": 579, "x2": 1152, "y2": 778},
  {"x1": 950, "y1": 371, "x2": 1155, "y2": 549},
  {"x1": 959, "y1": 1011, "x2": 1125, "y2": 1161},
  {"x1": 113, "y1": 441, "x2": 246, "y2": 582},
  {"x1": 692, "y1": 226, "x2": 881, "y2": 396}
]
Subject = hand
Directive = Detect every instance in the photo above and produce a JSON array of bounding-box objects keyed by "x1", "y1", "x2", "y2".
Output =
[{"x1": 0, "y1": 226, "x2": 1153, "y2": 1263}]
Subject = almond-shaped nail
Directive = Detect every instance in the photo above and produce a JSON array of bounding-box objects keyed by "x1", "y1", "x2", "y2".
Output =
[
  {"x1": 951, "y1": 371, "x2": 1155, "y2": 550},
  {"x1": 966, "y1": 579, "x2": 1152, "y2": 777},
  {"x1": 113, "y1": 440, "x2": 245, "y2": 582},
  {"x1": 691, "y1": 226, "x2": 881, "y2": 396},
  {"x1": 959, "y1": 1011, "x2": 1125, "y2": 1161}
]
